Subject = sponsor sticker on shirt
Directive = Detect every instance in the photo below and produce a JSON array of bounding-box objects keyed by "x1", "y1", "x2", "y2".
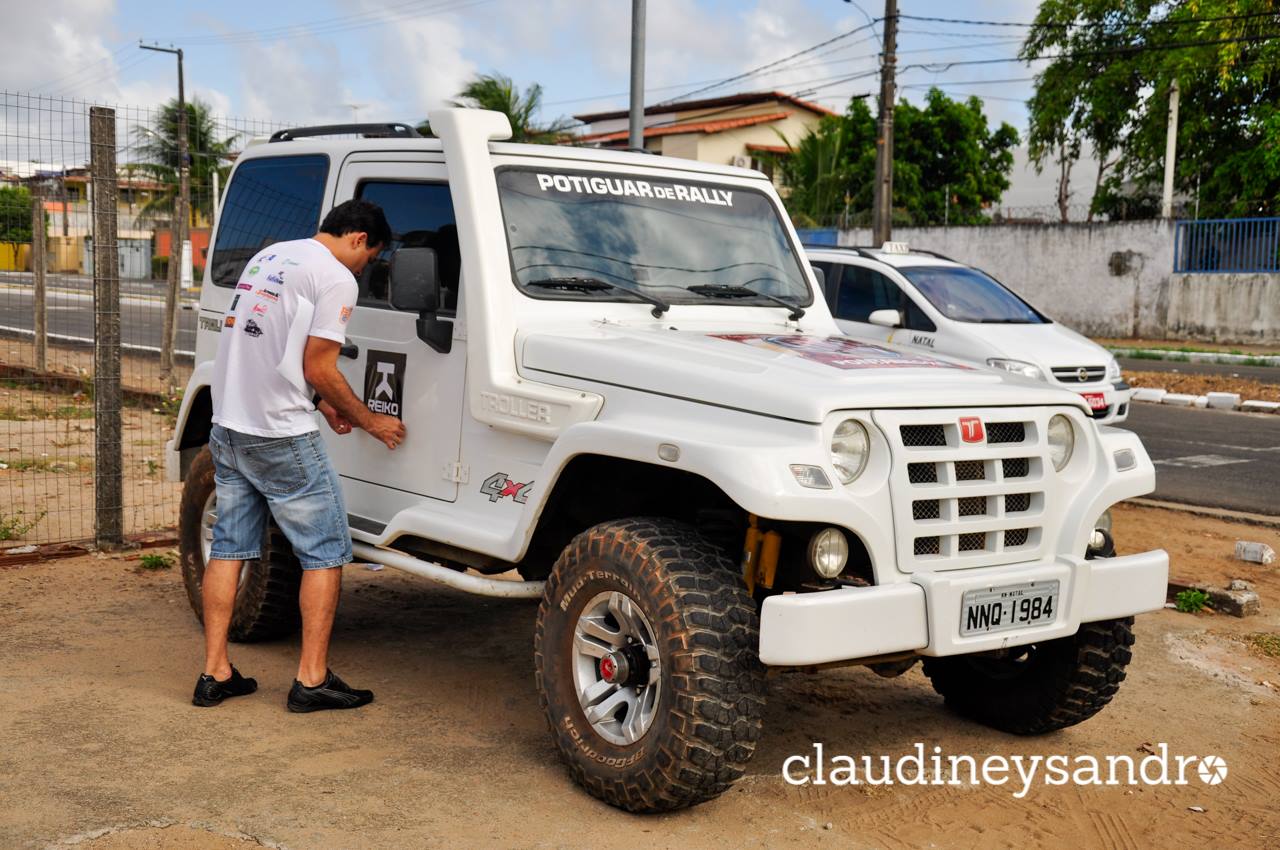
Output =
[
  {"x1": 236, "y1": 282, "x2": 252, "y2": 291},
  {"x1": 252, "y1": 302, "x2": 269, "y2": 316},
  {"x1": 340, "y1": 305, "x2": 352, "y2": 324},
  {"x1": 243, "y1": 318, "x2": 263, "y2": 338},
  {"x1": 255, "y1": 288, "x2": 280, "y2": 302},
  {"x1": 711, "y1": 334, "x2": 973, "y2": 371},
  {"x1": 223, "y1": 315, "x2": 235, "y2": 328}
]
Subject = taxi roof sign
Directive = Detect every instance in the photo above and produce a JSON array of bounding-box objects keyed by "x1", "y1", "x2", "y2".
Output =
[{"x1": 880, "y1": 241, "x2": 911, "y2": 254}]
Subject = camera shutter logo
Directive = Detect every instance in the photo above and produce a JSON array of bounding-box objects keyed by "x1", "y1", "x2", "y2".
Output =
[
  {"x1": 363, "y1": 351, "x2": 408, "y2": 419},
  {"x1": 1198, "y1": 755, "x2": 1228, "y2": 785}
]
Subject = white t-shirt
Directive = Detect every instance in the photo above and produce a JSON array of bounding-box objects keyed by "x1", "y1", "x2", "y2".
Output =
[{"x1": 211, "y1": 238, "x2": 358, "y2": 437}]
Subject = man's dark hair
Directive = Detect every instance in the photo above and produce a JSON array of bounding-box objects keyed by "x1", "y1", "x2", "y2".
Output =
[{"x1": 319, "y1": 199, "x2": 392, "y2": 249}]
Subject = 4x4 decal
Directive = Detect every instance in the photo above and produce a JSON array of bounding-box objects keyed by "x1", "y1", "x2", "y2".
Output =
[{"x1": 481, "y1": 473, "x2": 532, "y2": 504}]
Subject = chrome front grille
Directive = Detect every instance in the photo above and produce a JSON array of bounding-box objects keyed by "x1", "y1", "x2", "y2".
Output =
[
  {"x1": 877, "y1": 409, "x2": 1058, "y2": 572},
  {"x1": 1051, "y1": 365, "x2": 1107, "y2": 384}
]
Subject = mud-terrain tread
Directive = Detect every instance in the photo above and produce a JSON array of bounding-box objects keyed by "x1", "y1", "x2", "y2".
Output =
[
  {"x1": 534, "y1": 517, "x2": 765, "y2": 813},
  {"x1": 922, "y1": 617, "x2": 1136, "y2": 735},
  {"x1": 178, "y1": 446, "x2": 302, "y2": 642}
]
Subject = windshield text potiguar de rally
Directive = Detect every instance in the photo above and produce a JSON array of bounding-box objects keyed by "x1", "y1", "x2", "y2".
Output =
[{"x1": 535, "y1": 173, "x2": 734, "y2": 207}]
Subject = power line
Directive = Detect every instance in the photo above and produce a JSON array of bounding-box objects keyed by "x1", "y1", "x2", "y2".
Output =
[
  {"x1": 898, "y1": 10, "x2": 1280, "y2": 29},
  {"x1": 658, "y1": 18, "x2": 883, "y2": 105}
]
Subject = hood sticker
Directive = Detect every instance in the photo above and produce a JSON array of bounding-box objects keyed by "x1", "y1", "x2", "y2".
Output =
[{"x1": 710, "y1": 334, "x2": 972, "y2": 371}]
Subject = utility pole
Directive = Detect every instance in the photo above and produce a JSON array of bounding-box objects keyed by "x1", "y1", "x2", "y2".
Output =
[
  {"x1": 629, "y1": 0, "x2": 647, "y2": 151},
  {"x1": 141, "y1": 43, "x2": 189, "y2": 384},
  {"x1": 1161, "y1": 78, "x2": 1179, "y2": 220},
  {"x1": 872, "y1": 0, "x2": 898, "y2": 246}
]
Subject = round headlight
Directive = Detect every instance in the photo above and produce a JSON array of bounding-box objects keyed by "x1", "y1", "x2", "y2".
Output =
[
  {"x1": 1047, "y1": 414, "x2": 1075, "y2": 471},
  {"x1": 809, "y1": 527, "x2": 849, "y2": 579},
  {"x1": 831, "y1": 419, "x2": 870, "y2": 484}
]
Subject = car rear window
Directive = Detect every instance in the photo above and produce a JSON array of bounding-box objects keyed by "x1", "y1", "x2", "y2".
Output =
[{"x1": 209, "y1": 154, "x2": 329, "y2": 288}]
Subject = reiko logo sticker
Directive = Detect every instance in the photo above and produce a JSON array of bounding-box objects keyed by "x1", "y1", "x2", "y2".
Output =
[
  {"x1": 481, "y1": 473, "x2": 532, "y2": 504},
  {"x1": 363, "y1": 350, "x2": 407, "y2": 419}
]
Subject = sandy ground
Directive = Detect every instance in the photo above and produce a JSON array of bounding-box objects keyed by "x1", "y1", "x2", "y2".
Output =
[
  {"x1": 1, "y1": 503, "x2": 1278, "y2": 850},
  {"x1": 0, "y1": 385, "x2": 179, "y2": 544},
  {"x1": 1124, "y1": 369, "x2": 1280, "y2": 403}
]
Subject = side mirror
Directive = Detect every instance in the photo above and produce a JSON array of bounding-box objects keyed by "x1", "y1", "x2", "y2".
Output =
[
  {"x1": 868, "y1": 308, "x2": 903, "y2": 328},
  {"x1": 389, "y1": 247, "x2": 451, "y2": 354},
  {"x1": 810, "y1": 264, "x2": 826, "y2": 293},
  {"x1": 388, "y1": 247, "x2": 440, "y2": 312}
]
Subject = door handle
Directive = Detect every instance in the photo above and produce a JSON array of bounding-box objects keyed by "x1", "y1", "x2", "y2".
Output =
[{"x1": 340, "y1": 342, "x2": 360, "y2": 359}]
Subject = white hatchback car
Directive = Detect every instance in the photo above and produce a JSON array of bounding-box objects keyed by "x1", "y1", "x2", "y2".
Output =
[{"x1": 807, "y1": 243, "x2": 1131, "y2": 424}]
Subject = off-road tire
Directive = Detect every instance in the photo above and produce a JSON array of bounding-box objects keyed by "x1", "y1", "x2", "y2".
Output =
[
  {"x1": 922, "y1": 617, "x2": 1136, "y2": 735},
  {"x1": 534, "y1": 518, "x2": 765, "y2": 813},
  {"x1": 178, "y1": 446, "x2": 303, "y2": 642}
]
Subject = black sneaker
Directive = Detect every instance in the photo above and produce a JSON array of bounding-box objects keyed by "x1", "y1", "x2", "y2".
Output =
[
  {"x1": 287, "y1": 670, "x2": 374, "y2": 713},
  {"x1": 192, "y1": 666, "x2": 258, "y2": 707}
]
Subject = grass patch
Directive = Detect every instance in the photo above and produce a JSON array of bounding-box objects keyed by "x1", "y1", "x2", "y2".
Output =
[
  {"x1": 138, "y1": 552, "x2": 174, "y2": 571},
  {"x1": 0, "y1": 402, "x2": 94, "y2": 421},
  {"x1": 1242, "y1": 633, "x2": 1280, "y2": 659},
  {"x1": 0, "y1": 510, "x2": 44, "y2": 540},
  {"x1": 1175, "y1": 588, "x2": 1210, "y2": 614},
  {"x1": 0, "y1": 455, "x2": 91, "y2": 473}
]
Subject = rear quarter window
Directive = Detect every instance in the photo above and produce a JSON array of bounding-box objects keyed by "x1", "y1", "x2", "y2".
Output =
[{"x1": 209, "y1": 154, "x2": 329, "y2": 288}]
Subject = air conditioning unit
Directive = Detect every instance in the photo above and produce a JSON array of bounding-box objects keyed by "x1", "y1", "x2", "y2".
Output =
[{"x1": 731, "y1": 154, "x2": 751, "y2": 169}]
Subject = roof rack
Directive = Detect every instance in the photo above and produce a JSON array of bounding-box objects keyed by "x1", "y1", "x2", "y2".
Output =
[
  {"x1": 268, "y1": 123, "x2": 423, "y2": 142},
  {"x1": 800, "y1": 243, "x2": 878, "y2": 259},
  {"x1": 842, "y1": 245, "x2": 958, "y2": 263}
]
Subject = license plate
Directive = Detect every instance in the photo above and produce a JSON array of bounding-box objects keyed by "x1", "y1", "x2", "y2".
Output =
[
  {"x1": 960, "y1": 580, "x2": 1060, "y2": 636},
  {"x1": 1080, "y1": 391, "x2": 1107, "y2": 410}
]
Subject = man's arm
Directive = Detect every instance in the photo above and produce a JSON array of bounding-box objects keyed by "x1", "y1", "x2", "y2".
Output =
[{"x1": 303, "y1": 336, "x2": 406, "y2": 449}]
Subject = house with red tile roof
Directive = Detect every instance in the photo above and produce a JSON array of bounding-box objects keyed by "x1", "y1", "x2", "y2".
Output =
[{"x1": 573, "y1": 91, "x2": 832, "y2": 180}]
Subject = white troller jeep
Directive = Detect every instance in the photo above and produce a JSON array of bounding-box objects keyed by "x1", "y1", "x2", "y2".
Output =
[{"x1": 167, "y1": 108, "x2": 1169, "y2": 813}]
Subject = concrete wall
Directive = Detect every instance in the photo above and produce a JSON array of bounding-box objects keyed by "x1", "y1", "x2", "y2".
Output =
[
  {"x1": 1163, "y1": 274, "x2": 1280, "y2": 343},
  {"x1": 835, "y1": 221, "x2": 1176, "y2": 338},
  {"x1": 829, "y1": 221, "x2": 1280, "y2": 343}
]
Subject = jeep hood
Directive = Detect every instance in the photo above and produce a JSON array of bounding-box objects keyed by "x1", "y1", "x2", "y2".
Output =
[{"x1": 519, "y1": 324, "x2": 1089, "y2": 423}]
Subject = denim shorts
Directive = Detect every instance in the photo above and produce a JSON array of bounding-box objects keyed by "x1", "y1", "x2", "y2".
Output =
[{"x1": 208, "y1": 424, "x2": 352, "y2": 569}]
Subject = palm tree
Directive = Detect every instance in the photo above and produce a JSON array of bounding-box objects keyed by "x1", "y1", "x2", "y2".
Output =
[
  {"x1": 420, "y1": 73, "x2": 574, "y2": 143},
  {"x1": 131, "y1": 97, "x2": 239, "y2": 222}
]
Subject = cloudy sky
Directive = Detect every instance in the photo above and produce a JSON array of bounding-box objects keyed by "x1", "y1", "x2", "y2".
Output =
[{"x1": 3, "y1": 0, "x2": 1077, "y2": 206}]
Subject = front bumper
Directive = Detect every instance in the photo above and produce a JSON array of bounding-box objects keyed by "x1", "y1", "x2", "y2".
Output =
[{"x1": 757, "y1": 548, "x2": 1168, "y2": 666}]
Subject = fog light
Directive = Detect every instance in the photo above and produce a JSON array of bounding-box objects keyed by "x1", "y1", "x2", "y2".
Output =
[
  {"x1": 1113, "y1": 449, "x2": 1136, "y2": 471},
  {"x1": 809, "y1": 527, "x2": 849, "y2": 579},
  {"x1": 790, "y1": 464, "x2": 832, "y2": 489}
]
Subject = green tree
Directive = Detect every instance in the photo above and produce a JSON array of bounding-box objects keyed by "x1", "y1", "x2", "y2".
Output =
[
  {"x1": 1022, "y1": 0, "x2": 1280, "y2": 219},
  {"x1": 0, "y1": 186, "x2": 34, "y2": 246},
  {"x1": 776, "y1": 89, "x2": 1017, "y2": 226},
  {"x1": 131, "y1": 97, "x2": 239, "y2": 221},
  {"x1": 424, "y1": 73, "x2": 573, "y2": 143}
]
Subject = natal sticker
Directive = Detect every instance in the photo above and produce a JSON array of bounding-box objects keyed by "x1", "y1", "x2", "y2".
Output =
[{"x1": 711, "y1": 335, "x2": 973, "y2": 371}]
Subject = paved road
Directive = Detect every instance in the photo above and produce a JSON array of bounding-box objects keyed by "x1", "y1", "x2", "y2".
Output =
[
  {"x1": 1119, "y1": 357, "x2": 1279, "y2": 385},
  {"x1": 0, "y1": 281, "x2": 198, "y2": 357},
  {"x1": 1120, "y1": 402, "x2": 1280, "y2": 515}
]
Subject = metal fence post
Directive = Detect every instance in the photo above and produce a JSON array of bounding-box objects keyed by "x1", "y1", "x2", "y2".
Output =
[
  {"x1": 30, "y1": 183, "x2": 47, "y2": 372},
  {"x1": 90, "y1": 106, "x2": 123, "y2": 547}
]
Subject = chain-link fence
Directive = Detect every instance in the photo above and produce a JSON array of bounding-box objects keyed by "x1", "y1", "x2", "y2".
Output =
[{"x1": 0, "y1": 91, "x2": 286, "y2": 545}]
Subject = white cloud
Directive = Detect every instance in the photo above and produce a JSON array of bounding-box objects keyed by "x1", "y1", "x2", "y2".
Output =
[{"x1": 361, "y1": 1, "x2": 476, "y2": 120}]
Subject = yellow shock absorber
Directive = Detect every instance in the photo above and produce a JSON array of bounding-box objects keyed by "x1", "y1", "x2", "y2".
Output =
[
  {"x1": 759, "y1": 530, "x2": 782, "y2": 590},
  {"x1": 742, "y1": 515, "x2": 763, "y2": 593}
]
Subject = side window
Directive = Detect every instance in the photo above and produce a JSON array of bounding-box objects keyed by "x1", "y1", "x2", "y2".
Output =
[
  {"x1": 903, "y1": 297, "x2": 937, "y2": 333},
  {"x1": 210, "y1": 154, "x2": 328, "y2": 288},
  {"x1": 835, "y1": 266, "x2": 896, "y2": 321},
  {"x1": 355, "y1": 181, "x2": 459, "y2": 313}
]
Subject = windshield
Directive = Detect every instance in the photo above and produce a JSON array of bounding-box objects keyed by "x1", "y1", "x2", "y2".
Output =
[
  {"x1": 898, "y1": 265, "x2": 1048, "y2": 324},
  {"x1": 495, "y1": 167, "x2": 812, "y2": 307}
]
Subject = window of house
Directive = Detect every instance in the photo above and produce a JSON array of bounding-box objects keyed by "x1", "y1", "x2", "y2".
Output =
[
  {"x1": 354, "y1": 180, "x2": 459, "y2": 313},
  {"x1": 209, "y1": 154, "x2": 329, "y2": 288}
]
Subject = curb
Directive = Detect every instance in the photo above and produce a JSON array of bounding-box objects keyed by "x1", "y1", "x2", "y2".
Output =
[
  {"x1": 1130, "y1": 386, "x2": 1280, "y2": 414},
  {"x1": 1108, "y1": 346, "x2": 1280, "y2": 367},
  {"x1": 1127, "y1": 497, "x2": 1280, "y2": 529}
]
